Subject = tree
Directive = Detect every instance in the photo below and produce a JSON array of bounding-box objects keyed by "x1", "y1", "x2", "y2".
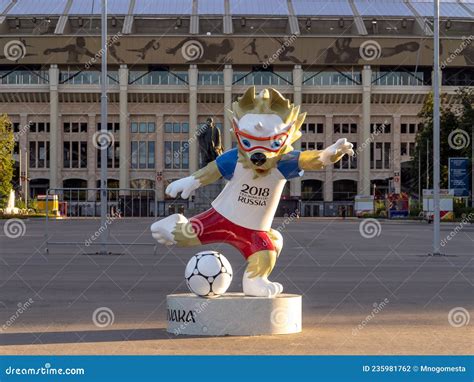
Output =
[
  {"x1": 410, "y1": 88, "x2": 473, "y2": 194},
  {"x1": 0, "y1": 114, "x2": 14, "y2": 209}
]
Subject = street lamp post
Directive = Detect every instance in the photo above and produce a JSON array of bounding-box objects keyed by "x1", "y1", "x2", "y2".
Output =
[
  {"x1": 99, "y1": 0, "x2": 108, "y2": 255},
  {"x1": 432, "y1": 0, "x2": 441, "y2": 255}
]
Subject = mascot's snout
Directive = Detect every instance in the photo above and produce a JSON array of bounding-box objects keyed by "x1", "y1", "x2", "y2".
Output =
[{"x1": 250, "y1": 152, "x2": 267, "y2": 166}]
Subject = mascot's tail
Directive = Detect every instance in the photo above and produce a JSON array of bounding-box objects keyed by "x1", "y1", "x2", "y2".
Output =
[{"x1": 151, "y1": 213, "x2": 201, "y2": 247}]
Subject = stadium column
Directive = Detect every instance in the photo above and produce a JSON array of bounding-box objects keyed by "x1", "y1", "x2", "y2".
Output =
[
  {"x1": 324, "y1": 114, "x2": 334, "y2": 201},
  {"x1": 188, "y1": 65, "x2": 199, "y2": 173},
  {"x1": 290, "y1": 65, "x2": 302, "y2": 198},
  {"x1": 155, "y1": 113, "x2": 165, "y2": 200},
  {"x1": 19, "y1": 113, "x2": 28, "y2": 198},
  {"x1": 119, "y1": 65, "x2": 129, "y2": 192},
  {"x1": 223, "y1": 64, "x2": 233, "y2": 151},
  {"x1": 359, "y1": 65, "x2": 372, "y2": 196},
  {"x1": 49, "y1": 64, "x2": 60, "y2": 190},
  {"x1": 392, "y1": 114, "x2": 401, "y2": 193},
  {"x1": 87, "y1": 113, "x2": 97, "y2": 201}
]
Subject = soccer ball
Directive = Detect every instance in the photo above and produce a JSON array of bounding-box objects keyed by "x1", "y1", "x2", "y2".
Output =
[{"x1": 185, "y1": 251, "x2": 233, "y2": 298}]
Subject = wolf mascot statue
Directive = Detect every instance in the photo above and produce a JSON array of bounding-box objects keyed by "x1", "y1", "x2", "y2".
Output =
[{"x1": 151, "y1": 87, "x2": 354, "y2": 297}]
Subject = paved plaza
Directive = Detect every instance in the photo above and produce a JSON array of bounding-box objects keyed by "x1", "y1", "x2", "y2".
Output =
[{"x1": 0, "y1": 217, "x2": 472, "y2": 354}]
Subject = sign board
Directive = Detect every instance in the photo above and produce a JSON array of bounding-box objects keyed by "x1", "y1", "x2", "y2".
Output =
[
  {"x1": 448, "y1": 157, "x2": 470, "y2": 197},
  {"x1": 422, "y1": 189, "x2": 454, "y2": 221},
  {"x1": 355, "y1": 195, "x2": 374, "y2": 217}
]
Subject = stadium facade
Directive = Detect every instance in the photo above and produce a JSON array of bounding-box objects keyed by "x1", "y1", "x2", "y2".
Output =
[{"x1": 0, "y1": 0, "x2": 473, "y2": 216}]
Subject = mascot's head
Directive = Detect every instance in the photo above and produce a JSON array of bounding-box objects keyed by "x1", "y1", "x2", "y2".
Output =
[{"x1": 229, "y1": 86, "x2": 305, "y2": 176}]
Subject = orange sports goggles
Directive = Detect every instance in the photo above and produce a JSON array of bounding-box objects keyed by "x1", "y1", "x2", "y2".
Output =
[{"x1": 232, "y1": 119, "x2": 293, "y2": 153}]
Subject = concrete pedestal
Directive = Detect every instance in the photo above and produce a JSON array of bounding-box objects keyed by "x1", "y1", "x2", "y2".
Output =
[{"x1": 167, "y1": 293, "x2": 302, "y2": 336}]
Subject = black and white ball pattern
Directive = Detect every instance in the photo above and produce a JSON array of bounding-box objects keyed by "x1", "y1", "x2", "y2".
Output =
[{"x1": 185, "y1": 251, "x2": 233, "y2": 298}]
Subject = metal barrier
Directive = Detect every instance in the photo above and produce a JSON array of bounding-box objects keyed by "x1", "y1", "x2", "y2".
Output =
[{"x1": 44, "y1": 188, "x2": 158, "y2": 254}]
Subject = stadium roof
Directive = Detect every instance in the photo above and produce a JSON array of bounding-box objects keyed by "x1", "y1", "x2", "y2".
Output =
[{"x1": 1, "y1": 0, "x2": 473, "y2": 18}]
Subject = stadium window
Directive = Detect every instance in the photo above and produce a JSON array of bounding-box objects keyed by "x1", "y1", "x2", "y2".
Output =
[
  {"x1": 181, "y1": 142, "x2": 189, "y2": 169},
  {"x1": 139, "y1": 122, "x2": 147, "y2": 133},
  {"x1": 63, "y1": 141, "x2": 87, "y2": 168},
  {"x1": 114, "y1": 142, "x2": 120, "y2": 168},
  {"x1": 131, "y1": 141, "x2": 138, "y2": 168},
  {"x1": 316, "y1": 142, "x2": 324, "y2": 150},
  {"x1": 36, "y1": 142, "x2": 44, "y2": 167},
  {"x1": 316, "y1": 123, "x2": 324, "y2": 134},
  {"x1": 307, "y1": 123, "x2": 315, "y2": 133},
  {"x1": 164, "y1": 141, "x2": 188, "y2": 169},
  {"x1": 29, "y1": 122, "x2": 37, "y2": 133},
  {"x1": 131, "y1": 122, "x2": 138, "y2": 133},
  {"x1": 350, "y1": 123, "x2": 357, "y2": 134},
  {"x1": 409, "y1": 123, "x2": 416, "y2": 134},
  {"x1": 80, "y1": 142, "x2": 87, "y2": 168},
  {"x1": 64, "y1": 122, "x2": 70, "y2": 133},
  {"x1": 139, "y1": 141, "x2": 147, "y2": 168},
  {"x1": 148, "y1": 122, "x2": 155, "y2": 133},
  {"x1": 114, "y1": 122, "x2": 120, "y2": 132},
  {"x1": 148, "y1": 142, "x2": 155, "y2": 168},
  {"x1": 384, "y1": 142, "x2": 391, "y2": 169},
  {"x1": 401, "y1": 124, "x2": 407, "y2": 134},
  {"x1": 400, "y1": 142, "x2": 408, "y2": 155},
  {"x1": 334, "y1": 123, "x2": 341, "y2": 134},
  {"x1": 173, "y1": 123, "x2": 181, "y2": 134},
  {"x1": 71, "y1": 123, "x2": 79, "y2": 133},
  {"x1": 301, "y1": 142, "x2": 307, "y2": 151},
  {"x1": 181, "y1": 122, "x2": 189, "y2": 133},
  {"x1": 307, "y1": 142, "x2": 315, "y2": 150},
  {"x1": 301, "y1": 124, "x2": 307, "y2": 134},
  {"x1": 130, "y1": 141, "x2": 154, "y2": 169},
  {"x1": 409, "y1": 142, "x2": 415, "y2": 156},
  {"x1": 164, "y1": 123, "x2": 173, "y2": 133},
  {"x1": 164, "y1": 141, "x2": 172, "y2": 169},
  {"x1": 370, "y1": 142, "x2": 374, "y2": 169},
  {"x1": 37, "y1": 122, "x2": 45, "y2": 133},
  {"x1": 107, "y1": 144, "x2": 113, "y2": 168},
  {"x1": 342, "y1": 123, "x2": 349, "y2": 134},
  {"x1": 13, "y1": 122, "x2": 20, "y2": 133},
  {"x1": 417, "y1": 123, "x2": 424, "y2": 132},
  {"x1": 29, "y1": 142, "x2": 36, "y2": 168},
  {"x1": 80, "y1": 122, "x2": 88, "y2": 132},
  {"x1": 71, "y1": 141, "x2": 79, "y2": 167},
  {"x1": 173, "y1": 141, "x2": 181, "y2": 168}
]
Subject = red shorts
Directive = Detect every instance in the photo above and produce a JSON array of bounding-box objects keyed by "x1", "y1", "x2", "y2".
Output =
[{"x1": 190, "y1": 208, "x2": 275, "y2": 259}]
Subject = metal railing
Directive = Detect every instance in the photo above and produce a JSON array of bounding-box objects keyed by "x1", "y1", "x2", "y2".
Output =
[{"x1": 44, "y1": 188, "x2": 158, "y2": 254}]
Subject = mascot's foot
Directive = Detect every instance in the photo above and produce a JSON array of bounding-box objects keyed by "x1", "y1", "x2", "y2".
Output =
[
  {"x1": 242, "y1": 272, "x2": 283, "y2": 298},
  {"x1": 150, "y1": 214, "x2": 188, "y2": 245}
]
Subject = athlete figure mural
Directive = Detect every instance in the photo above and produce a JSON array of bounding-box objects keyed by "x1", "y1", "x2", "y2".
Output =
[{"x1": 151, "y1": 87, "x2": 354, "y2": 297}]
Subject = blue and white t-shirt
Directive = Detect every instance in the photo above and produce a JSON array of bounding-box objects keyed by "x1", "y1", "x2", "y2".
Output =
[{"x1": 211, "y1": 148, "x2": 302, "y2": 231}]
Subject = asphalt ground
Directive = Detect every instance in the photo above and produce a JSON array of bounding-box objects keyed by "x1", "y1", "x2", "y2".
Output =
[{"x1": 0, "y1": 217, "x2": 472, "y2": 354}]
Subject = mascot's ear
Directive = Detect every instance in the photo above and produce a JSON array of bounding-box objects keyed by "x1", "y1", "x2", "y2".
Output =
[
  {"x1": 233, "y1": 86, "x2": 256, "y2": 118},
  {"x1": 268, "y1": 88, "x2": 292, "y2": 116},
  {"x1": 239, "y1": 86, "x2": 256, "y2": 108}
]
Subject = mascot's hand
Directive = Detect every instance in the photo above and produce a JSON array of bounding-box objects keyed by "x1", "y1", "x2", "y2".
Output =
[
  {"x1": 166, "y1": 176, "x2": 201, "y2": 199},
  {"x1": 320, "y1": 138, "x2": 354, "y2": 165},
  {"x1": 332, "y1": 138, "x2": 354, "y2": 157}
]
